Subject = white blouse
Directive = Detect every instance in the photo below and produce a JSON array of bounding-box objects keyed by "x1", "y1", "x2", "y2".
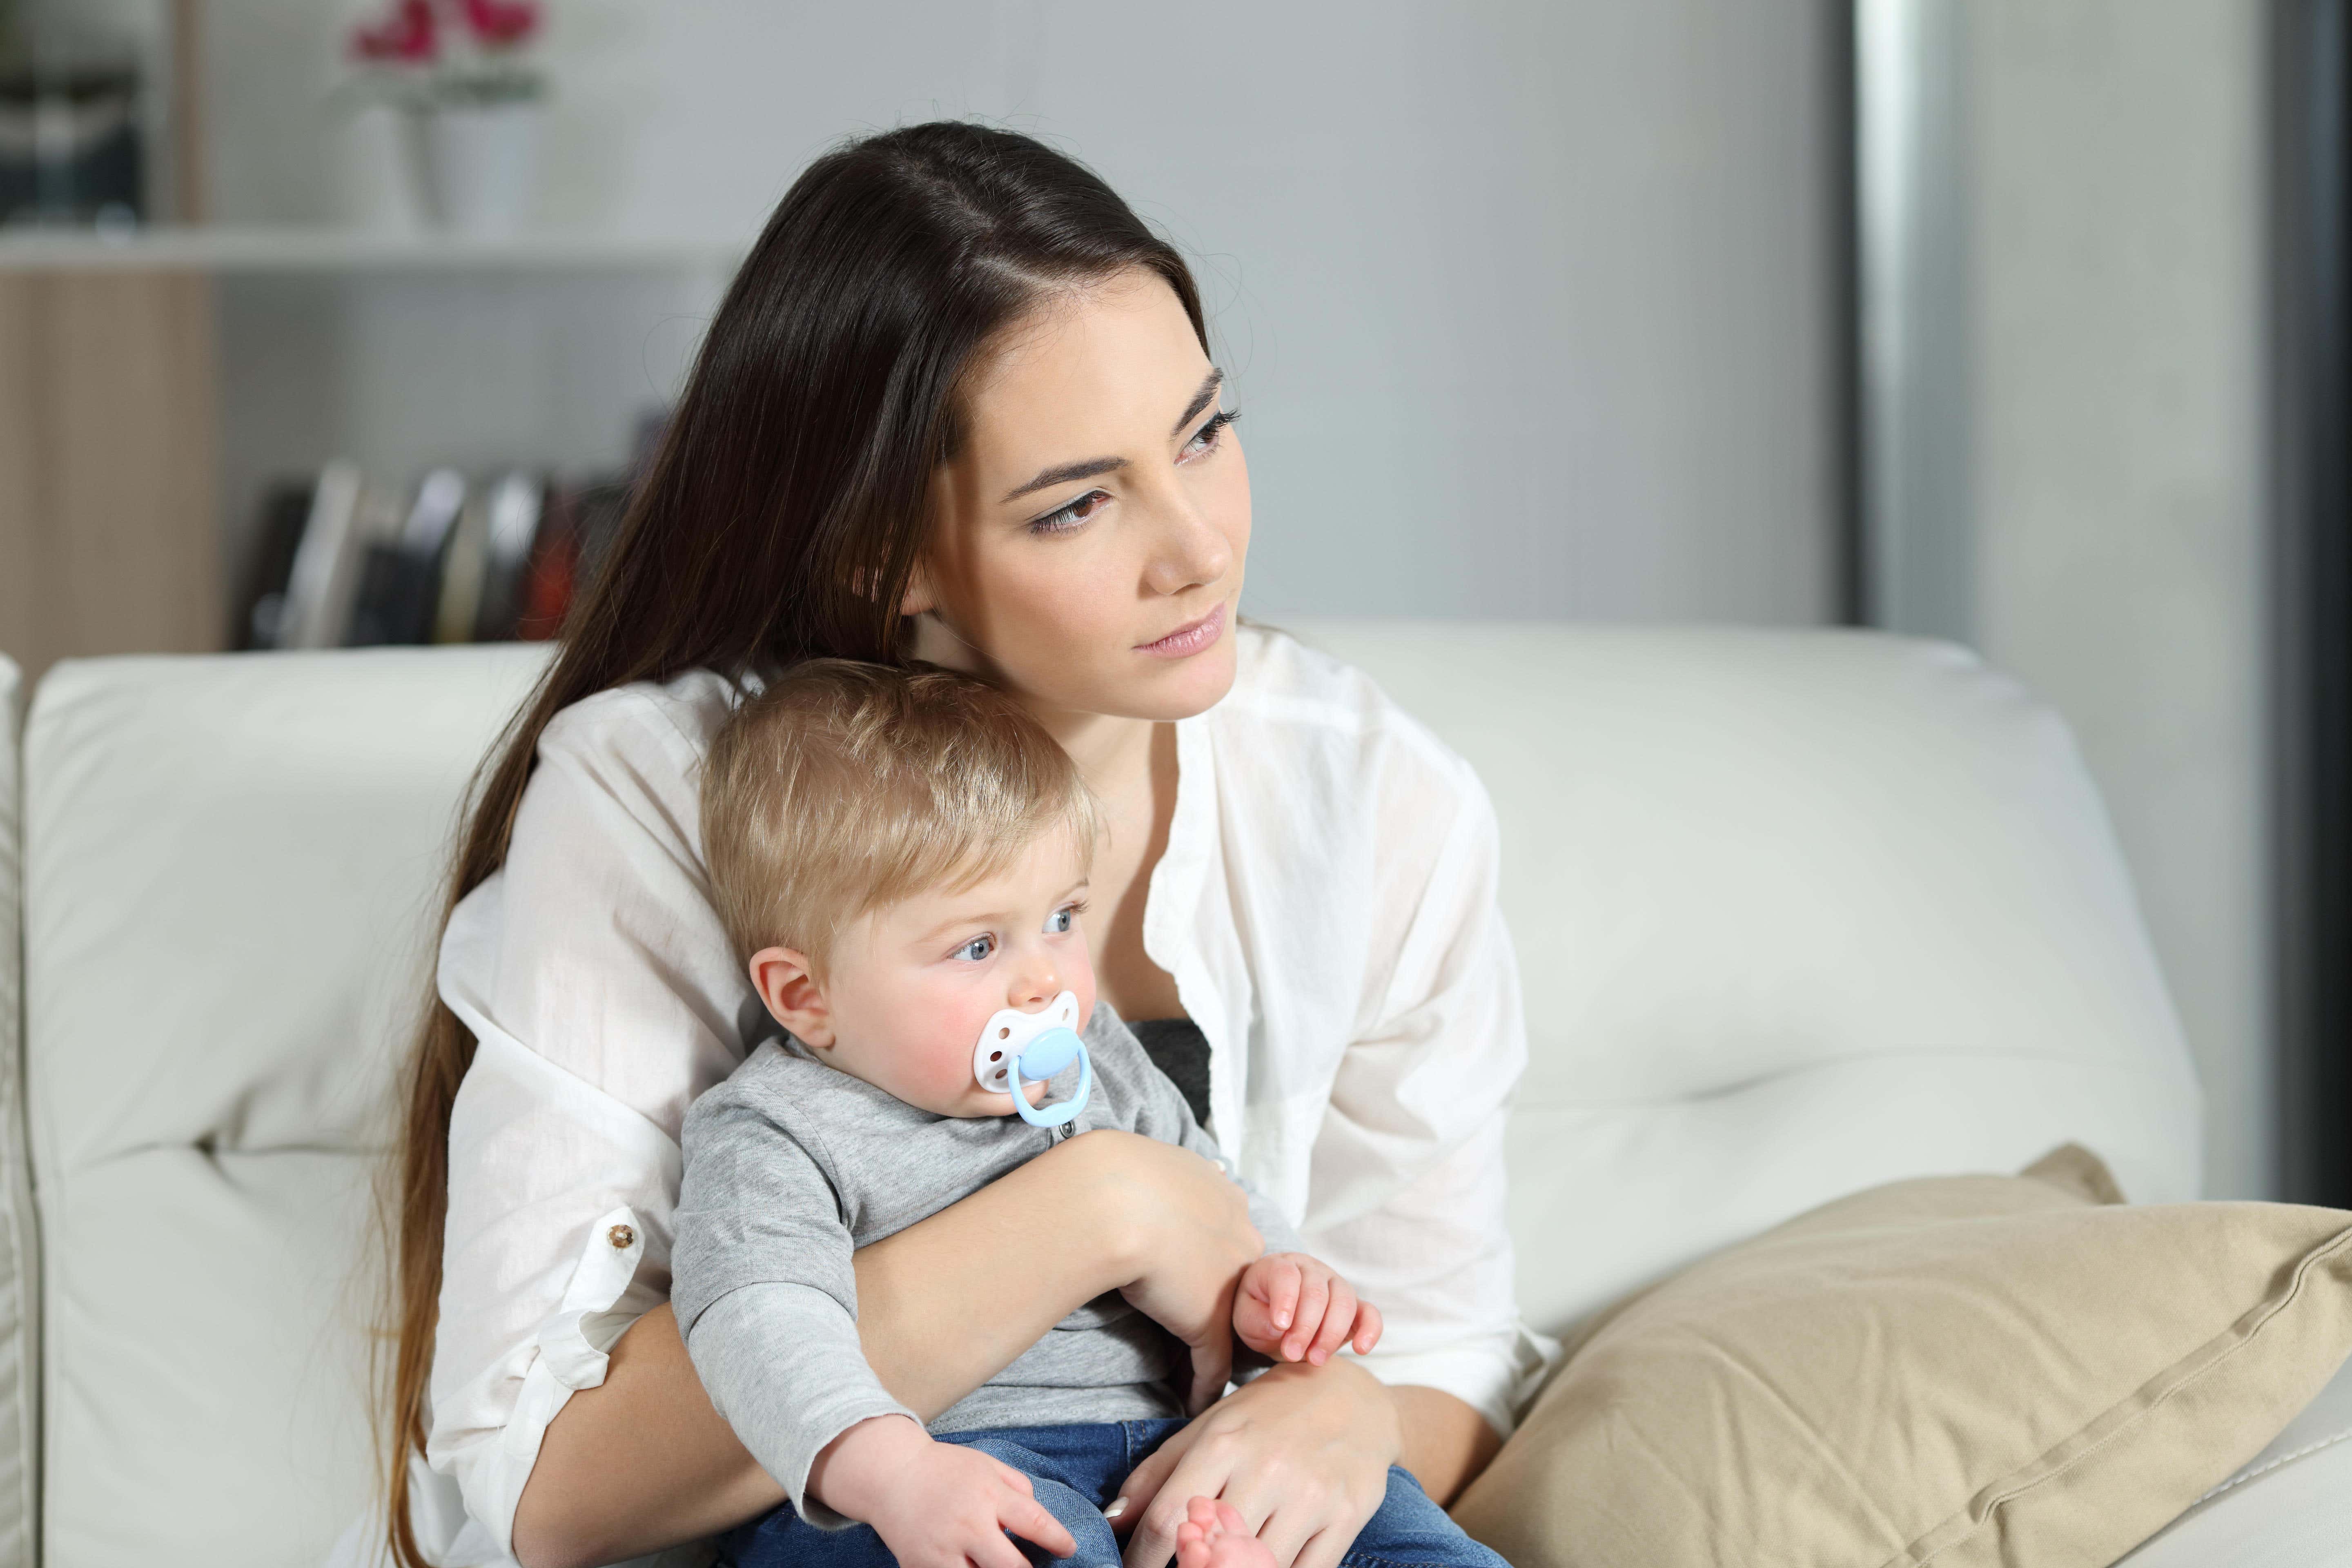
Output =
[{"x1": 415, "y1": 624, "x2": 1555, "y2": 1565}]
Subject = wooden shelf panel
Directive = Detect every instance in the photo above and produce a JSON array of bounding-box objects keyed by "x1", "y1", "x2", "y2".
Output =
[{"x1": 0, "y1": 226, "x2": 748, "y2": 274}]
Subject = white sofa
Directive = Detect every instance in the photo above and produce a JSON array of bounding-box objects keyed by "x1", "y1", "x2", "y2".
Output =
[{"x1": 0, "y1": 623, "x2": 2345, "y2": 1568}]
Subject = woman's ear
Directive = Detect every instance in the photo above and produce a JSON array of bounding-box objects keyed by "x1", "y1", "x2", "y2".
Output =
[
  {"x1": 748, "y1": 946, "x2": 835, "y2": 1048},
  {"x1": 899, "y1": 558, "x2": 937, "y2": 618}
]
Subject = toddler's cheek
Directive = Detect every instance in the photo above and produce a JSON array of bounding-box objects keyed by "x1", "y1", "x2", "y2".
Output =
[{"x1": 924, "y1": 1018, "x2": 993, "y2": 1102}]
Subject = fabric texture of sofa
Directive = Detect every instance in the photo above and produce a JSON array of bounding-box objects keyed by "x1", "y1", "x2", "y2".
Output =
[{"x1": 0, "y1": 626, "x2": 2343, "y2": 1567}]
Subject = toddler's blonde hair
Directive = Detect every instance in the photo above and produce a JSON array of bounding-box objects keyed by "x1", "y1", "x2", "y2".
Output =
[{"x1": 700, "y1": 659, "x2": 1099, "y2": 971}]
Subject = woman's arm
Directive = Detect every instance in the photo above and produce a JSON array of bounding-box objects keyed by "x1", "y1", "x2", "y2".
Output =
[
  {"x1": 511, "y1": 1129, "x2": 1260, "y2": 1568},
  {"x1": 1302, "y1": 742, "x2": 1541, "y2": 1444},
  {"x1": 508, "y1": 1302, "x2": 773, "y2": 1568},
  {"x1": 1389, "y1": 1385, "x2": 1502, "y2": 1506}
]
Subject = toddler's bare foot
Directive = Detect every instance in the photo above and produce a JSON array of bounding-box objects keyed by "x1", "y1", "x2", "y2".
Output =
[{"x1": 1174, "y1": 1496, "x2": 1273, "y2": 1568}]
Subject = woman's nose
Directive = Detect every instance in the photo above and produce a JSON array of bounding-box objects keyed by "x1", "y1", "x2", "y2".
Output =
[{"x1": 1141, "y1": 496, "x2": 1233, "y2": 597}]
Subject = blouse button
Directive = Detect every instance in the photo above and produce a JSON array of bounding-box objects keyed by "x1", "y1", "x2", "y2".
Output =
[{"x1": 607, "y1": 1224, "x2": 636, "y2": 1250}]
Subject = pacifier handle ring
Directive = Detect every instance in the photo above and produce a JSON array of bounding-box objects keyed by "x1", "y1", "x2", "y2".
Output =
[{"x1": 1009, "y1": 1042, "x2": 1093, "y2": 1129}]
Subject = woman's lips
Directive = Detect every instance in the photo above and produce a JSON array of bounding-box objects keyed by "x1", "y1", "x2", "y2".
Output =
[{"x1": 1137, "y1": 601, "x2": 1227, "y2": 660}]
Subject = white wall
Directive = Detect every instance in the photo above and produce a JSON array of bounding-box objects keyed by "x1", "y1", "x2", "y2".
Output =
[
  {"x1": 194, "y1": 0, "x2": 1845, "y2": 625},
  {"x1": 1971, "y1": 0, "x2": 2271, "y2": 1199},
  {"x1": 1873, "y1": 0, "x2": 2271, "y2": 1196}
]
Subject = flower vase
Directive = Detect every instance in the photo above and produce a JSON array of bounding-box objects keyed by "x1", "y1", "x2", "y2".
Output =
[{"x1": 404, "y1": 100, "x2": 541, "y2": 236}]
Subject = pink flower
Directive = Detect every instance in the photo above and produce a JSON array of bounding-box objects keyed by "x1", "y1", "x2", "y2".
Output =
[
  {"x1": 457, "y1": 0, "x2": 541, "y2": 48},
  {"x1": 349, "y1": 0, "x2": 438, "y2": 63}
]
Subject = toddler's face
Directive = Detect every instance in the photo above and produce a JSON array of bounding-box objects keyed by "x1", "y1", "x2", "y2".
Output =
[{"x1": 764, "y1": 826, "x2": 1098, "y2": 1118}]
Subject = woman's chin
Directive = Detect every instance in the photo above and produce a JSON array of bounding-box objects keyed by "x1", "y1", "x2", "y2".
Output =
[
  {"x1": 1007, "y1": 638, "x2": 1239, "y2": 724},
  {"x1": 1125, "y1": 641, "x2": 1239, "y2": 720}
]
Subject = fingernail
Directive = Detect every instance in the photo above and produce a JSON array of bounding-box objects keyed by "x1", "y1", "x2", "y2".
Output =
[
  {"x1": 1104, "y1": 1498, "x2": 1129, "y2": 1519},
  {"x1": 1274, "y1": 1310, "x2": 1291, "y2": 1328}
]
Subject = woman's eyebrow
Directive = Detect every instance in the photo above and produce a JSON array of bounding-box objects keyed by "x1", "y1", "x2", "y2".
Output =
[
  {"x1": 996, "y1": 368, "x2": 1227, "y2": 504},
  {"x1": 1002, "y1": 455, "x2": 1127, "y2": 504},
  {"x1": 1169, "y1": 368, "x2": 1224, "y2": 436}
]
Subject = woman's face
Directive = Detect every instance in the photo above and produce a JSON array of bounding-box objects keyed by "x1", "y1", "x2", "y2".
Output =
[{"x1": 911, "y1": 269, "x2": 1251, "y2": 724}]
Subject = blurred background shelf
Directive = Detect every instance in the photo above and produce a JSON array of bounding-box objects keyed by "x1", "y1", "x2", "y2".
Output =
[
  {"x1": 0, "y1": 236, "x2": 729, "y2": 685},
  {"x1": 0, "y1": 225, "x2": 749, "y2": 273}
]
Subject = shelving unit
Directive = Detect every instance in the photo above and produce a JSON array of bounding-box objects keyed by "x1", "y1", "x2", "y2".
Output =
[
  {"x1": 0, "y1": 225, "x2": 745, "y2": 683},
  {"x1": 0, "y1": 225, "x2": 748, "y2": 274}
]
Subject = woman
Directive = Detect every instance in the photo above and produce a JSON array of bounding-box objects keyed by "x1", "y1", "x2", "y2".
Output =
[{"x1": 387, "y1": 122, "x2": 1551, "y2": 1568}]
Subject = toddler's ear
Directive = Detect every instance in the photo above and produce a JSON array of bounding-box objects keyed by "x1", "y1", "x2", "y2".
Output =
[{"x1": 749, "y1": 947, "x2": 835, "y2": 1047}]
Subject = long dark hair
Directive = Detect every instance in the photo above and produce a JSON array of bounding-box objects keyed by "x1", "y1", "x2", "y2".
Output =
[{"x1": 381, "y1": 121, "x2": 1207, "y2": 1566}]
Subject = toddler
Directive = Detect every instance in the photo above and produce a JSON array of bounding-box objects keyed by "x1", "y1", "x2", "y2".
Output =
[{"x1": 675, "y1": 661, "x2": 1507, "y2": 1568}]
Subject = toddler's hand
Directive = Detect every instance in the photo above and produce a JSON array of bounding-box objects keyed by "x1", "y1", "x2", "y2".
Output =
[
  {"x1": 813, "y1": 1415, "x2": 1076, "y2": 1568},
  {"x1": 1231, "y1": 1252, "x2": 1382, "y2": 1366}
]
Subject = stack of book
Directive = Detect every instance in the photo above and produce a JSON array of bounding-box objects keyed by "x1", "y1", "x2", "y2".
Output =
[{"x1": 230, "y1": 463, "x2": 635, "y2": 653}]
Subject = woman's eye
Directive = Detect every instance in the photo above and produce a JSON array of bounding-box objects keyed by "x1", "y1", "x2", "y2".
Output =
[
  {"x1": 1179, "y1": 408, "x2": 1239, "y2": 463},
  {"x1": 956, "y1": 935, "x2": 996, "y2": 962},
  {"x1": 1029, "y1": 489, "x2": 1110, "y2": 537}
]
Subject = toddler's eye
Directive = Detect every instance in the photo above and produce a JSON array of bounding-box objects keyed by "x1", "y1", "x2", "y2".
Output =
[
  {"x1": 956, "y1": 935, "x2": 996, "y2": 962},
  {"x1": 1046, "y1": 906, "x2": 1076, "y2": 935}
]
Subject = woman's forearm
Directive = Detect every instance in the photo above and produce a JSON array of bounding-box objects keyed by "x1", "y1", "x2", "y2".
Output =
[
  {"x1": 511, "y1": 1134, "x2": 1154, "y2": 1568},
  {"x1": 853, "y1": 1131, "x2": 1145, "y2": 1417},
  {"x1": 510, "y1": 1302, "x2": 780, "y2": 1568},
  {"x1": 1389, "y1": 1385, "x2": 1502, "y2": 1507}
]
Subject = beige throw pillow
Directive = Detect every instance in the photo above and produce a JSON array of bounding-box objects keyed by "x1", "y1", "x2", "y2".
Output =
[{"x1": 1454, "y1": 1147, "x2": 2352, "y2": 1568}]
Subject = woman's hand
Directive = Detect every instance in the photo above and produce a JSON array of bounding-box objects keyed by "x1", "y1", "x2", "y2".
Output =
[{"x1": 1110, "y1": 1359, "x2": 1401, "y2": 1568}]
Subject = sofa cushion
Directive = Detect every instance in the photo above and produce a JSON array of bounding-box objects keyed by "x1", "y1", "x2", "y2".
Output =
[
  {"x1": 1292, "y1": 623, "x2": 2204, "y2": 1336},
  {"x1": 21, "y1": 647, "x2": 547, "y2": 1568},
  {"x1": 0, "y1": 657, "x2": 33, "y2": 1568},
  {"x1": 1450, "y1": 1148, "x2": 2352, "y2": 1568}
]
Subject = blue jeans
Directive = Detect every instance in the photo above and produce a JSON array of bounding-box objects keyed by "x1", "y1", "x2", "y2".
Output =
[{"x1": 719, "y1": 1418, "x2": 1508, "y2": 1568}]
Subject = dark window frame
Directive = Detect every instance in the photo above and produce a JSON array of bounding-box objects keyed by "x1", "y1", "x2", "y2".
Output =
[{"x1": 2272, "y1": 0, "x2": 2352, "y2": 1205}]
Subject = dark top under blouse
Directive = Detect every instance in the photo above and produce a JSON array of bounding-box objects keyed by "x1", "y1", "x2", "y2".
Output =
[{"x1": 1129, "y1": 1016, "x2": 1211, "y2": 1129}]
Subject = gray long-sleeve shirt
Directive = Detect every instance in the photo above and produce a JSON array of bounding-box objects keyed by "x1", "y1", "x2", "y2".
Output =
[{"x1": 672, "y1": 1000, "x2": 1299, "y2": 1525}]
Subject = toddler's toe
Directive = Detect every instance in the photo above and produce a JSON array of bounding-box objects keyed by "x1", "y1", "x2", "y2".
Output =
[{"x1": 1186, "y1": 1499, "x2": 1273, "y2": 1568}]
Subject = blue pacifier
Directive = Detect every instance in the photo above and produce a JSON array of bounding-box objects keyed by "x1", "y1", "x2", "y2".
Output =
[{"x1": 972, "y1": 991, "x2": 1094, "y2": 1128}]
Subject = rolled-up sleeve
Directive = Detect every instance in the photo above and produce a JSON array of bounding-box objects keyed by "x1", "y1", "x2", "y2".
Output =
[
  {"x1": 1300, "y1": 738, "x2": 1556, "y2": 1437},
  {"x1": 425, "y1": 677, "x2": 751, "y2": 1558}
]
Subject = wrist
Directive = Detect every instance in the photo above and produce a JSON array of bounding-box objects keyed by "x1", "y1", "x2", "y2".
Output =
[
  {"x1": 806, "y1": 1413, "x2": 931, "y2": 1523},
  {"x1": 1263, "y1": 1356, "x2": 1403, "y2": 1461},
  {"x1": 1052, "y1": 1130, "x2": 1152, "y2": 1289},
  {"x1": 1388, "y1": 1384, "x2": 1503, "y2": 1506}
]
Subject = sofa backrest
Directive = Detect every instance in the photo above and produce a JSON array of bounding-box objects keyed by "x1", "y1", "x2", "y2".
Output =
[
  {"x1": 1291, "y1": 623, "x2": 2201, "y2": 1336},
  {"x1": 20, "y1": 647, "x2": 546, "y2": 1568},
  {"x1": 10, "y1": 626, "x2": 2201, "y2": 1567}
]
